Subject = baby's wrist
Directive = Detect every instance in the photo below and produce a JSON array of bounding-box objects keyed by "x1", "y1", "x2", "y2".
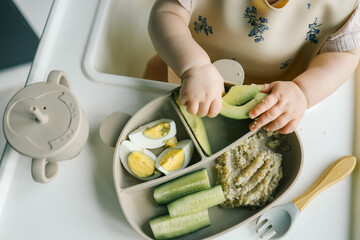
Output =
[
  {"x1": 181, "y1": 61, "x2": 212, "y2": 79},
  {"x1": 292, "y1": 80, "x2": 309, "y2": 109}
]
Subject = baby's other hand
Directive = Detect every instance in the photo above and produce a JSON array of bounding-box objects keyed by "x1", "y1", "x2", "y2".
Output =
[
  {"x1": 178, "y1": 63, "x2": 224, "y2": 118},
  {"x1": 248, "y1": 81, "x2": 308, "y2": 134}
]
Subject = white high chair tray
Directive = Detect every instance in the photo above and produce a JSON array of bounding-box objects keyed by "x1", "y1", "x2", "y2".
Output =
[{"x1": 0, "y1": 0, "x2": 355, "y2": 239}]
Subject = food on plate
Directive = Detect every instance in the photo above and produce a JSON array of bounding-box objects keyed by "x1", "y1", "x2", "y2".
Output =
[
  {"x1": 128, "y1": 151, "x2": 154, "y2": 178},
  {"x1": 222, "y1": 84, "x2": 261, "y2": 105},
  {"x1": 173, "y1": 91, "x2": 212, "y2": 156},
  {"x1": 164, "y1": 136, "x2": 177, "y2": 148},
  {"x1": 119, "y1": 140, "x2": 161, "y2": 180},
  {"x1": 153, "y1": 168, "x2": 210, "y2": 204},
  {"x1": 121, "y1": 117, "x2": 197, "y2": 180},
  {"x1": 267, "y1": 131, "x2": 291, "y2": 151},
  {"x1": 149, "y1": 209, "x2": 210, "y2": 240},
  {"x1": 156, "y1": 140, "x2": 194, "y2": 175},
  {"x1": 128, "y1": 119, "x2": 177, "y2": 149},
  {"x1": 167, "y1": 185, "x2": 226, "y2": 217},
  {"x1": 219, "y1": 84, "x2": 267, "y2": 119},
  {"x1": 150, "y1": 169, "x2": 224, "y2": 239},
  {"x1": 215, "y1": 132, "x2": 283, "y2": 208}
]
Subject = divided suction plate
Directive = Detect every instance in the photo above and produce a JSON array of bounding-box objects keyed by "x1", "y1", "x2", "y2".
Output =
[{"x1": 112, "y1": 87, "x2": 303, "y2": 240}]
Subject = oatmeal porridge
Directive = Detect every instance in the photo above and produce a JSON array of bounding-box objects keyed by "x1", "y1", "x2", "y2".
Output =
[{"x1": 215, "y1": 131, "x2": 284, "y2": 208}]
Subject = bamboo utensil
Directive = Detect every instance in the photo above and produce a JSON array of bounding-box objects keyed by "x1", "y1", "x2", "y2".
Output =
[{"x1": 256, "y1": 156, "x2": 356, "y2": 239}]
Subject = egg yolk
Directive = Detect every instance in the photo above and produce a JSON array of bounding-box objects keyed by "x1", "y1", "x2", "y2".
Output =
[
  {"x1": 164, "y1": 136, "x2": 177, "y2": 148},
  {"x1": 127, "y1": 151, "x2": 155, "y2": 178},
  {"x1": 160, "y1": 149, "x2": 185, "y2": 172},
  {"x1": 143, "y1": 122, "x2": 170, "y2": 139}
]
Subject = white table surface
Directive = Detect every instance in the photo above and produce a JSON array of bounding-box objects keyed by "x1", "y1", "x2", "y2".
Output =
[{"x1": 0, "y1": 1, "x2": 356, "y2": 239}]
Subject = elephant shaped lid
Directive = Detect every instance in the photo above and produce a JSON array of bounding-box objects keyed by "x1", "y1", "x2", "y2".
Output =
[{"x1": 3, "y1": 75, "x2": 82, "y2": 159}]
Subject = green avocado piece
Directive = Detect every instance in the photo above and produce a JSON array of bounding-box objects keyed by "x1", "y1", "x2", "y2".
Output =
[
  {"x1": 220, "y1": 92, "x2": 267, "y2": 119},
  {"x1": 222, "y1": 85, "x2": 261, "y2": 105},
  {"x1": 173, "y1": 92, "x2": 212, "y2": 156}
]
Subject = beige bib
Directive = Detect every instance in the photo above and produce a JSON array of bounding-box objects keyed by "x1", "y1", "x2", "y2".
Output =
[{"x1": 189, "y1": 0, "x2": 357, "y2": 83}]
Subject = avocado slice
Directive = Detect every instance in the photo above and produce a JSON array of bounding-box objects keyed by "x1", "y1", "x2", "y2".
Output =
[
  {"x1": 220, "y1": 85, "x2": 267, "y2": 119},
  {"x1": 222, "y1": 85, "x2": 261, "y2": 105},
  {"x1": 173, "y1": 92, "x2": 212, "y2": 156}
]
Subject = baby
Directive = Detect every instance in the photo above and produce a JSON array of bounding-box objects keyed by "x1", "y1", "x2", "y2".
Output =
[{"x1": 146, "y1": 0, "x2": 360, "y2": 134}]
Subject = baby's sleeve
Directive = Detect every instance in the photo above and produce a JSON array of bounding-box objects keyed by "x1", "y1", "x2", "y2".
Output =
[
  {"x1": 320, "y1": 3, "x2": 360, "y2": 53},
  {"x1": 177, "y1": 0, "x2": 191, "y2": 12}
]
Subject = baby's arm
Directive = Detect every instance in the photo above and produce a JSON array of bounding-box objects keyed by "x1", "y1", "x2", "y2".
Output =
[
  {"x1": 249, "y1": 48, "x2": 360, "y2": 134},
  {"x1": 148, "y1": 0, "x2": 224, "y2": 117}
]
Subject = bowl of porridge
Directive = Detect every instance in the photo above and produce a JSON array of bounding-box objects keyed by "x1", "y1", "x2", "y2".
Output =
[{"x1": 109, "y1": 86, "x2": 303, "y2": 239}]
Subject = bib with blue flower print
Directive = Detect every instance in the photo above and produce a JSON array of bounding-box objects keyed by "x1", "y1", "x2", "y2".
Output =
[{"x1": 189, "y1": 0, "x2": 357, "y2": 83}]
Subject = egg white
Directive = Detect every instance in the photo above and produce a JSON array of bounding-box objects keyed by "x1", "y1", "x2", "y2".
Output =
[
  {"x1": 128, "y1": 119, "x2": 177, "y2": 149},
  {"x1": 119, "y1": 140, "x2": 161, "y2": 181},
  {"x1": 155, "y1": 139, "x2": 194, "y2": 175}
]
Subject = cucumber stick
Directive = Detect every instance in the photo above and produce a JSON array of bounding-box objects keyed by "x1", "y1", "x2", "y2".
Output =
[
  {"x1": 168, "y1": 185, "x2": 225, "y2": 217},
  {"x1": 154, "y1": 169, "x2": 211, "y2": 204},
  {"x1": 149, "y1": 209, "x2": 210, "y2": 240}
]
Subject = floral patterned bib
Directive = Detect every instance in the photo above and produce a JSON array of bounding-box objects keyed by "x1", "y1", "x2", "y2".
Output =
[{"x1": 189, "y1": 0, "x2": 357, "y2": 83}]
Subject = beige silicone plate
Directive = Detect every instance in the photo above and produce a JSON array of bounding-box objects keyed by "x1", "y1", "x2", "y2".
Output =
[{"x1": 112, "y1": 87, "x2": 303, "y2": 240}]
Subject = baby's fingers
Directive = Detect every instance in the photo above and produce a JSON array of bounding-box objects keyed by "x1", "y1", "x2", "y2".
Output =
[
  {"x1": 259, "y1": 83, "x2": 272, "y2": 93},
  {"x1": 249, "y1": 105, "x2": 282, "y2": 132},
  {"x1": 178, "y1": 93, "x2": 188, "y2": 106},
  {"x1": 198, "y1": 100, "x2": 211, "y2": 117},
  {"x1": 207, "y1": 97, "x2": 222, "y2": 118},
  {"x1": 249, "y1": 94, "x2": 278, "y2": 119},
  {"x1": 275, "y1": 119, "x2": 299, "y2": 134},
  {"x1": 262, "y1": 113, "x2": 290, "y2": 132},
  {"x1": 186, "y1": 100, "x2": 199, "y2": 116}
]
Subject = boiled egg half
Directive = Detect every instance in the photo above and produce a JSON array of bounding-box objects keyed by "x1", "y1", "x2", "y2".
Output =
[
  {"x1": 155, "y1": 139, "x2": 194, "y2": 175},
  {"x1": 128, "y1": 119, "x2": 177, "y2": 149},
  {"x1": 119, "y1": 140, "x2": 161, "y2": 181}
]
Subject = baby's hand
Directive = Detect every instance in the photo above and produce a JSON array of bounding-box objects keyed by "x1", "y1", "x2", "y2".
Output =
[
  {"x1": 178, "y1": 63, "x2": 224, "y2": 118},
  {"x1": 248, "y1": 81, "x2": 308, "y2": 134}
]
